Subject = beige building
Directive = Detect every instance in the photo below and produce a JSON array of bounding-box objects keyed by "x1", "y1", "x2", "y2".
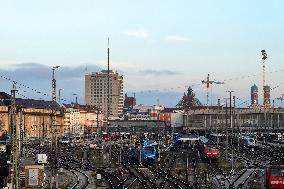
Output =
[
  {"x1": 0, "y1": 92, "x2": 107, "y2": 139},
  {"x1": 85, "y1": 70, "x2": 124, "y2": 118},
  {"x1": 62, "y1": 104, "x2": 105, "y2": 136},
  {"x1": 0, "y1": 92, "x2": 64, "y2": 138}
]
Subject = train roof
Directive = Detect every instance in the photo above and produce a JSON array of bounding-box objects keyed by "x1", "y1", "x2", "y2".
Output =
[
  {"x1": 266, "y1": 165, "x2": 284, "y2": 168},
  {"x1": 177, "y1": 134, "x2": 199, "y2": 141},
  {"x1": 143, "y1": 140, "x2": 158, "y2": 146},
  {"x1": 241, "y1": 135, "x2": 255, "y2": 139},
  {"x1": 210, "y1": 133, "x2": 225, "y2": 137},
  {"x1": 199, "y1": 136, "x2": 209, "y2": 144}
]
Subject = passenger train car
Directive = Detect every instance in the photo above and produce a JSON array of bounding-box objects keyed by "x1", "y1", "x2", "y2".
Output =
[
  {"x1": 203, "y1": 145, "x2": 220, "y2": 159},
  {"x1": 141, "y1": 140, "x2": 159, "y2": 166},
  {"x1": 199, "y1": 136, "x2": 220, "y2": 159},
  {"x1": 265, "y1": 165, "x2": 284, "y2": 189},
  {"x1": 0, "y1": 134, "x2": 11, "y2": 154},
  {"x1": 240, "y1": 136, "x2": 256, "y2": 147}
]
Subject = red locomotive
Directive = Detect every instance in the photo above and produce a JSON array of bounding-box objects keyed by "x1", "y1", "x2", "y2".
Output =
[
  {"x1": 203, "y1": 145, "x2": 220, "y2": 159},
  {"x1": 265, "y1": 165, "x2": 284, "y2": 189}
]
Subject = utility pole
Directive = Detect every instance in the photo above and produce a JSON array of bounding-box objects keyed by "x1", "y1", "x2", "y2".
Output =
[
  {"x1": 227, "y1": 91, "x2": 234, "y2": 175},
  {"x1": 96, "y1": 106, "x2": 99, "y2": 130},
  {"x1": 217, "y1": 99, "x2": 220, "y2": 147},
  {"x1": 19, "y1": 107, "x2": 24, "y2": 158},
  {"x1": 50, "y1": 66, "x2": 59, "y2": 189},
  {"x1": 42, "y1": 107, "x2": 45, "y2": 149},
  {"x1": 224, "y1": 98, "x2": 229, "y2": 160},
  {"x1": 272, "y1": 100, "x2": 274, "y2": 130},
  {"x1": 9, "y1": 82, "x2": 20, "y2": 189}
]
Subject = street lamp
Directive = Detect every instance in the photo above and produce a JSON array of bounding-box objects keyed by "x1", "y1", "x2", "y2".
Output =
[
  {"x1": 261, "y1": 50, "x2": 267, "y2": 60},
  {"x1": 52, "y1": 66, "x2": 60, "y2": 102},
  {"x1": 52, "y1": 66, "x2": 60, "y2": 79},
  {"x1": 226, "y1": 90, "x2": 235, "y2": 175}
]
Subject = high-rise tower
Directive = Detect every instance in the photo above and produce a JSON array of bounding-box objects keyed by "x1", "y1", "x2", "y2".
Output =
[
  {"x1": 251, "y1": 84, "x2": 258, "y2": 106},
  {"x1": 263, "y1": 85, "x2": 271, "y2": 106},
  {"x1": 85, "y1": 70, "x2": 124, "y2": 117}
]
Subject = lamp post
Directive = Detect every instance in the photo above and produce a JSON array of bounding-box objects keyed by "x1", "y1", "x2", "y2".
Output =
[
  {"x1": 217, "y1": 99, "x2": 220, "y2": 147},
  {"x1": 227, "y1": 90, "x2": 234, "y2": 175}
]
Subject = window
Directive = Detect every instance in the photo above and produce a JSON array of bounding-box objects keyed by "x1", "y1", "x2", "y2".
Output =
[{"x1": 145, "y1": 146, "x2": 154, "y2": 154}]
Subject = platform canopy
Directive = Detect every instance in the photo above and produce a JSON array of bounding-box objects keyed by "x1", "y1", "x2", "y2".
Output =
[{"x1": 177, "y1": 134, "x2": 199, "y2": 141}]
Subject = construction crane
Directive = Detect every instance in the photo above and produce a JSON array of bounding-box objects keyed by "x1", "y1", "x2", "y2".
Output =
[
  {"x1": 261, "y1": 50, "x2": 269, "y2": 107},
  {"x1": 276, "y1": 94, "x2": 284, "y2": 108},
  {"x1": 202, "y1": 74, "x2": 225, "y2": 107}
]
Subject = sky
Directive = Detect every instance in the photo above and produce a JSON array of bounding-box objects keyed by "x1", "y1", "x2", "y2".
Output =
[{"x1": 0, "y1": 0, "x2": 284, "y2": 107}]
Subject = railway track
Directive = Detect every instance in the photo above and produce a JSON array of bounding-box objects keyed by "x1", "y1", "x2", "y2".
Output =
[
  {"x1": 157, "y1": 144, "x2": 195, "y2": 189},
  {"x1": 59, "y1": 155, "x2": 90, "y2": 189}
]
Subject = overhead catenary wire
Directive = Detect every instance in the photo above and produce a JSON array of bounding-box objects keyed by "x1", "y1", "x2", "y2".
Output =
[
  {"x1": 1, "y1": 67, "x2": 283, "y2": 105},
  {"x1": 0, "y1": 74, "x2": 74, "y2": 104},
  {"x1": 132, "y1": 68, "x2": 284, "y2": 94}
]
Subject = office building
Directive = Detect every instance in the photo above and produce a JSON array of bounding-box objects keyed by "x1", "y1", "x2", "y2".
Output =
[{"x1": 85, "y1": 70, "x2": 124, "y2": 118}]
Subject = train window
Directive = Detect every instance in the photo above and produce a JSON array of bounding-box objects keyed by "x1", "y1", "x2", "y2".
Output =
[
  {"x1": 271, "y1": 168, "x2": 284, "y2": 176},
  {"x1": 271, "y1": 169, "x2": 279, "y2": 176},
  {"x1": 145, "y1": 147, "x2": 154, "y2": 154}
]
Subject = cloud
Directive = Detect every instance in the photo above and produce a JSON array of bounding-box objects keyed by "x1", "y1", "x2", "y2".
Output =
[
  {"x1": 1, "y1": 62, "x2": 101, "y2": 80},
  {"x1": 0, "y1": 63, "x2": 102, "y2": 104},
  {"x1": 165, "y1": 35, "x2": 190, "y2": 42},
  {"x1": 138, "y1": 69, "x2": 180, "y2": 76},
  {"x1": 123, "y1": 28, "x2": 149, "y2": 38}
]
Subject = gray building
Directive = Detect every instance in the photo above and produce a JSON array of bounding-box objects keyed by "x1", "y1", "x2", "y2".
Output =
[{"x1": 85, "y1": 70, "x2": 124, "y2": 117}]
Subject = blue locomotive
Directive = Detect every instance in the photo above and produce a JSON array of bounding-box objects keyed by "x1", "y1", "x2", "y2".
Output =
[
  {"x1": 141, "y1": 140, "x2": 159, "y2": 166},
  {"x1": 240, "y1": 136, "x2": 256, "y2": 147}
]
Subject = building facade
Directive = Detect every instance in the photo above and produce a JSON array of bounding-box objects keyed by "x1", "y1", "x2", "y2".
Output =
[
  {"x1": 85, "y1": 70, "x2": 124, "y2": 118},
  {"x1": 63, "y1": 107, "x2": 83, "y2": 136},
  {"x1": 0, "y1": 92, "x2": 64, "y2": 139}
]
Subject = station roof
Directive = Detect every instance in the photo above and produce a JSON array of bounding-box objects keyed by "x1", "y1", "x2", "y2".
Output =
[
  {"x1": 0, "y1": 92, "x2": 59, "y2": 109},
  {"x1": 177, "y1": 134, "x2": 199, "y2": 141}
]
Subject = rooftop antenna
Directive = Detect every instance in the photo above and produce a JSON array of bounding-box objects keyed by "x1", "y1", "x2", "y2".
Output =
[{"x1": 107, "y1": 37, "x2": 110, "y2": 130}]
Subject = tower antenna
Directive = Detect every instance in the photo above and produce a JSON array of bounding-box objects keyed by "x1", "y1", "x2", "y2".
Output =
[{"x1": 107, "y1": 37, "x2": 110, "y2": 130}]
